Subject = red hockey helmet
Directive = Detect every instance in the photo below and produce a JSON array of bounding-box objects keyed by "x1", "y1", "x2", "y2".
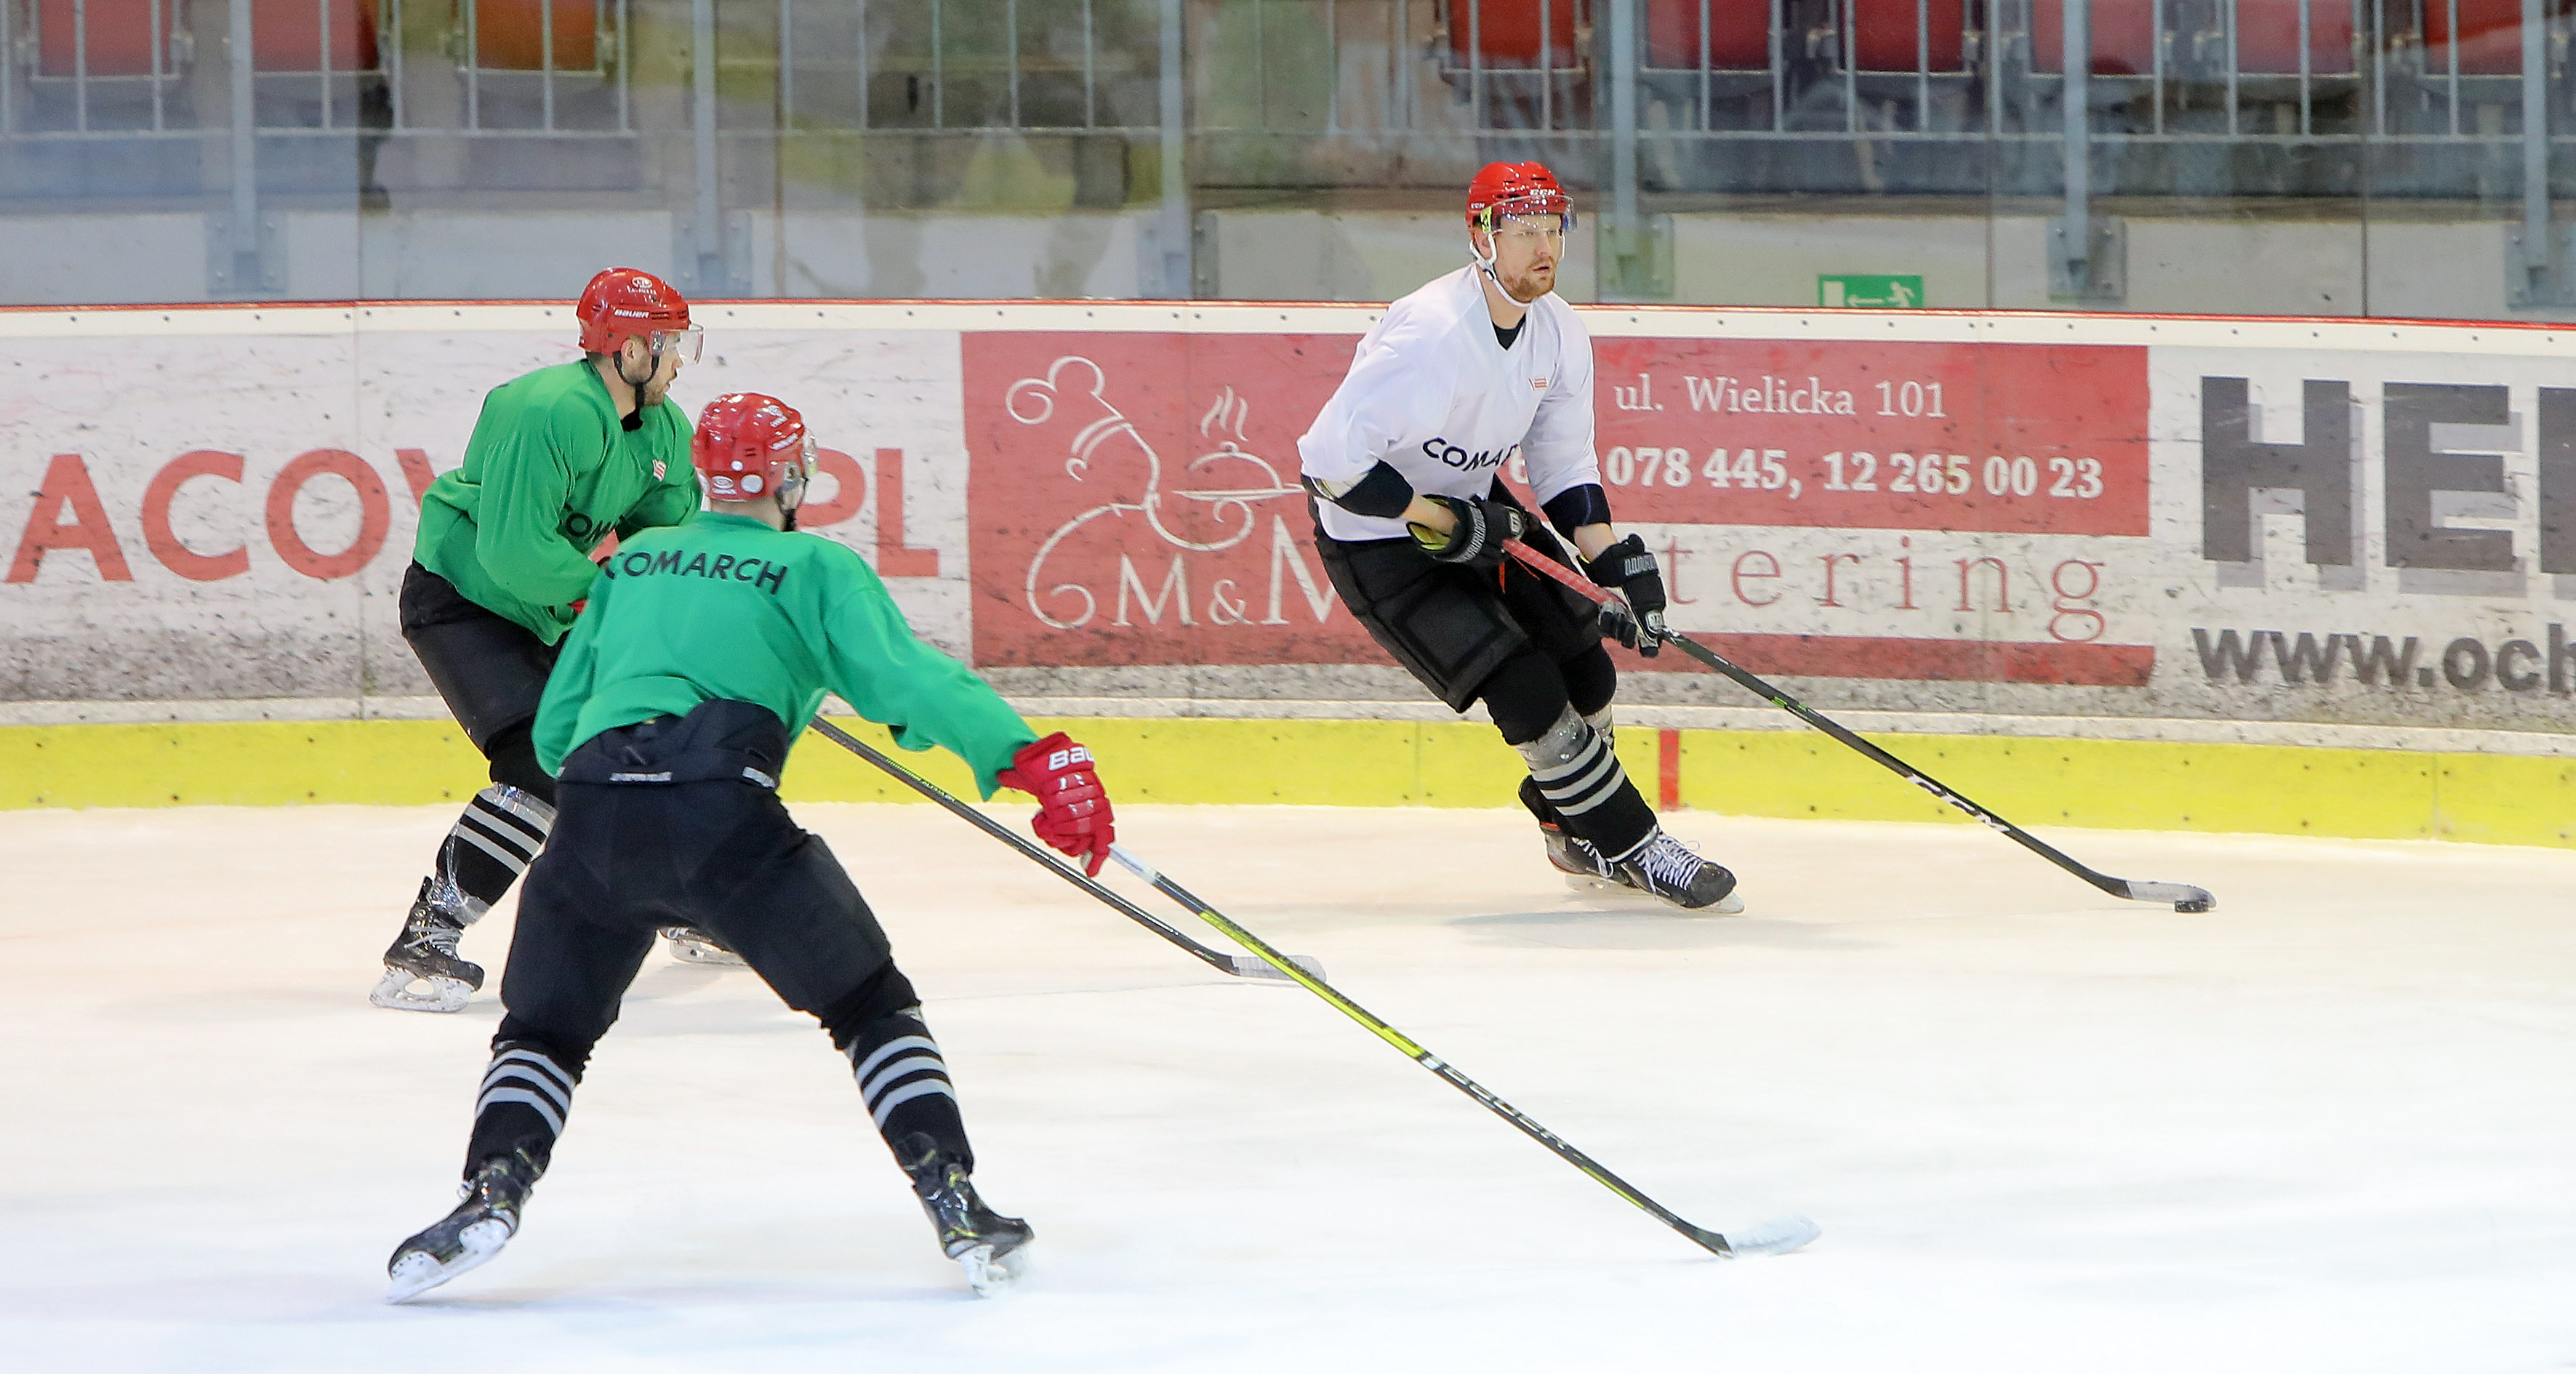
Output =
[
  {"x1": 694, "y1": 393, "x2": 816, "y2": 508},
  {"x1": 1465, "y1": 161, "x2": 1575, "y2": 235},
  {"x1": 577, "y1": 268, "x2": 701, "y2": 362}
]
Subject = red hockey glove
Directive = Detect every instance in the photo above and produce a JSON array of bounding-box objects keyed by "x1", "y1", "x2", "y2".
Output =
[{"x1": 998, "y1": 732, "x2": 1114, "y2": 876}]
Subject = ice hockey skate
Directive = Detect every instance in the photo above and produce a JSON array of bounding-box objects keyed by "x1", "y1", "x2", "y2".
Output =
[
  {"x1": 1607, "y1": 827, "x2": 1746, "y2": 913},
  {"x1": 1538, "y1": 817, "x2": 1621, "y2": 891},
  {"x1": 659, "y1": 925, "x2": 748, "y2": 967},
  {"x1": 900, "y1": 1136, "x2": 1032, "y2": 1296},
  {"x1": 385, "y1": 1152, "x2": 539, "y2": 1301},
  {"x1": 370, "y1": 877, "x2": 485, "y2": 1013}
]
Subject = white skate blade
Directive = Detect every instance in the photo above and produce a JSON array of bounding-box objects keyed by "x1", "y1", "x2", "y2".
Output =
[
  {"x1": 369, "y1": 967, "x2": 472, "y2": 1013},
  {"x1": 958, "y1": 1240, "x2": 1029, "y2": 1296},
  {"x1": 385, "y1": 1218, "x2": 512, "y2": 1301},
  {"x1": 664, "y1": 932, "x2": 748, "y2": 968},
  {"x1": 1717, "y1": 1213, "x2": 1821, "y2": 1258}
]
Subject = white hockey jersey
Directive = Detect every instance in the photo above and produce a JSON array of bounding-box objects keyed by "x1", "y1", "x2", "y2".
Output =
[{"x1": 1297, "y1": 266, "x2": 1602, "y2": 542}]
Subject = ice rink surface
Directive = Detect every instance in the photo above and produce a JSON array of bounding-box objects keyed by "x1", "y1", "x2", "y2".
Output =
[{"x1": 4, "y1": 802, "x2": 2572, "y2": 1373}]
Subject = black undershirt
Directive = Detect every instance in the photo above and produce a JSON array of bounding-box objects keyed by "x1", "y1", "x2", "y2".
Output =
[{"x1": 1493, "y1": 318, "x2": 1525, "y2": 350}]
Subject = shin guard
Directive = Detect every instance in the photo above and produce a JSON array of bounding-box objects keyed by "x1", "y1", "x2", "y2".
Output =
[
  {"x1": 436, "y1": 785, "x2": 557, "y2": 923},
  {"x1": 1513, "y1": 705, "x2": 1656, "y2": 858},
  {"x1": 846, "y1": 1008, "x2": 974, "y2": 1176},
  {"x1": 465, "y1": 1040, "x2": 578, "y2": 1177}
]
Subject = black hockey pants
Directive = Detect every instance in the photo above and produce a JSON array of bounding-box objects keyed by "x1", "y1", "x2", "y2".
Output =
[
  {"x1": 1313, "y1": 494, "x2": 1653, "y2": 855},
  {"x1": 466, "y1": 702, "x2": 971, "y2": 1178},
  {"x1": 399, "y1": 561, "x2": 561, "y2": 803}
]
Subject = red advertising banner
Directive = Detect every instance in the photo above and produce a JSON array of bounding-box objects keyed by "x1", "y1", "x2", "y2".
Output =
[
  {"x1": 965, "y1": 332, "x2": 1379, "y2": 667},
  {"x1": 1589, "y1": 339, "x2": 2149, "y2": 535},
  {"x1": 968, "y1": 330, "x2": 2157, "y2": 678}
]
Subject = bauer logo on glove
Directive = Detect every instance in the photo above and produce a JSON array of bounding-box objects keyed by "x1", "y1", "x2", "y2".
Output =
[{"x1": 999, "y1": 732, "x2": 1115, "y2": 876}]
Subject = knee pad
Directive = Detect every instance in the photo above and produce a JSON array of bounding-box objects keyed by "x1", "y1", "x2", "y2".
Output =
[
  {"x1": 484, "y1": 726, "x2": 557, "y2": 808},
  {"x1": 1562, "y1": 646, "x2": 1617, "y2": 722},
  {"x1": 1478, "y1": 650, "x2": 1576, "y2": 745},
  {"x1": 819, "y1": 962, "x2": 923, "y2": 1054}
]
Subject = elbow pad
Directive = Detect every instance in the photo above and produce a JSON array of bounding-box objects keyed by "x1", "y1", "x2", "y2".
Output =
[
  {"x1": 1542, "y1": 483, "x2": 1613, "y2": 536},
  {"x1": 1304, "y1": 460, "x2": 1416, "y2": 519}
]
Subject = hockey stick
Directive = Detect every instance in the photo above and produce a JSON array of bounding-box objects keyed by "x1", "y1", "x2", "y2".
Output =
[
  {"x1": 1106, "y1": 843, "x2": 1819, "y2": 1259},
  {"x1": 806, "y1": 718, "x2": 1323, "y2": 982},
  {"x1": 1502, "y1": 539, "x2": 2217, "y2": 914}
]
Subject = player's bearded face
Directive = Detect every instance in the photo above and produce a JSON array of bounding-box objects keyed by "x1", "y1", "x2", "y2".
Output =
[
  {"x1": 1485, "y1": 212, "x2": 1565, "y2": 302},
  {"x1": 645, "y1": 339, "x2": 683, "y2": 402}
]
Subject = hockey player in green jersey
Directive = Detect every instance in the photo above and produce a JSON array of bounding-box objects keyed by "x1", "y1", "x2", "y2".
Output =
[
  {"x1": 374, "y1": 267, "x2": 715, "y2": 1013},
  {"x1": 386, "y1": 392, "x2": 1114, "y2": 1301}
]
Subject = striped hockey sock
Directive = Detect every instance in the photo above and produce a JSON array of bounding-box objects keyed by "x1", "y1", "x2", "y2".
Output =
[
  {"x1": 465, "y1": 1041, "x2": 578, "y2": 1176},
  {"x1": 436, "y1": 786, "x2": 555, "y2": 922},
  {"x1": 1513, "y1": 704, "x2": 1656, "y2": 857},
  {"x1": 847, "y1": 1009, "x2": 974, "y2": 1174}
]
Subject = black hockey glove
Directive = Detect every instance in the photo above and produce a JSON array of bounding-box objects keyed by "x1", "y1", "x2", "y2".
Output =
[
  {"x1": 1408, "y1": 493, "x2": 1528, "y2": 571},
  {"x1": 1583, "y1": 534, "x2": 1667, "y2": 656}
]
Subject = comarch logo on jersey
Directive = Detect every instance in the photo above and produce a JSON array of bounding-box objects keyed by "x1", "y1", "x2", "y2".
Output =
[{"x1": 1421, "y1": 437, "x2": 1522, "y2": 471}]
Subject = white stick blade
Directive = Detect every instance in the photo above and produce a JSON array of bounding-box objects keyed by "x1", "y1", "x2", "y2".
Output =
[
  {"x1": 1720, "y1": 1213, "x2": 1821, "y2": 1258},
  {"x1": 1231, "y1": 955, "x2": 1328, "y2": 982}
]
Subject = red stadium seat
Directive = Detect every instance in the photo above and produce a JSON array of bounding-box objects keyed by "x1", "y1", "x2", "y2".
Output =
[
  {"x1": 2234, "y1": 0, "x2": 2356, "y2": 75},
  {"x1": 253, "y1": 0, "x2": 381, "y2": 73},
  {"x1": 1853, "y1": 0, "x2": 1968, "y2": 72},
  {"x1": 1644, "y1": 0, "x2": 1770, "y2": 70},
  {"x1": 2029, "y1": 0, "x2": 2159, "y2": 76},
  {"x1": 474, "y1": 0, "x2": 602, "y2": 71},
  {"x1": 2424, "y1": 0, "x2": 2534, "y2": 76},
  {"x1": 35, "y1": 0, "x2": 165, "y2": 78}
]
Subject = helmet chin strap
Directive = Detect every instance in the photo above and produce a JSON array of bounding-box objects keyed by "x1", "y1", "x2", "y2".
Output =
[
  {"x1": 615, "y1": 336, "x2": 666, "y2": 432},
  {"x1": 1470, "y1": 222, "x2": 1547, "y2": 305}
]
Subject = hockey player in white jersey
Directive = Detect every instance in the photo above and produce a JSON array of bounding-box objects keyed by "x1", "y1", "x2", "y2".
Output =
[{"x1": 1297, "y1": 161, "x2": 1741, "y2": 912}]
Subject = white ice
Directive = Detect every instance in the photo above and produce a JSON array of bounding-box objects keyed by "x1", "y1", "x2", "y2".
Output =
[{"x1": 3, "y1": 803, "x2": 2572, "y2": 1373}]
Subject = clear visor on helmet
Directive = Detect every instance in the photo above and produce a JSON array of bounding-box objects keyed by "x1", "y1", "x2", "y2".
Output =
[
  {"x1": 1490, "y1": 209, "x2": 1572, "y2": 243},
  {"x1": 654, "y1": 325, "x2": 705, "y2": 366}
]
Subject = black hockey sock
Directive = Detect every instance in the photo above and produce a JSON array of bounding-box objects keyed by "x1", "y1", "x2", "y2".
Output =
[
  {"x1": 845, "y1": 1008, "x2": 974, "y2": 1176},
  {"x1": 1517, "y1": 775, "x2": 1561, "y2": 827},
  {"x1": 1513, "y1": 705, "x2": 1656, "y2": 858},
  {"x1": 432, "y1": 785, "x2": 555, "y2": 921},
  {"x1": 464, "y1": 1039, "x2": 579, "y2": 1178}
]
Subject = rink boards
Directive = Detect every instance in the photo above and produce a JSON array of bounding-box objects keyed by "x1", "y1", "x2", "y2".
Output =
[
  {"x1": 0, "y1": 302, "x2": 2569, "y2": 842},
  {"x1": 4, "y1": 712, "x2": 2568, "y2": 849}
]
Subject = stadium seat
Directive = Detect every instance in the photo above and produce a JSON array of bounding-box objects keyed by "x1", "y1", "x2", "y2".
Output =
[
  {"x1": 473, "y1": 0, "x2": 602, "y2": 71},
  {"x1": 1446, "y1": 0, "x2": 1584, "y2": 68},
  {"x1": 2423, "y1": 0, "x2": 2537, "y2": 76},
  {"x1": 1853, "y1": 0, "x2": 1969, "y2": 72},
  {"x1": 2029, "y1": 0, "x2": 2159, "y2": 76},
  {"x1": 35, "y1": 0, "x2": 166, "y2": 78},
  {"x1": 1643, "y1": 0, "x2": 1770, "y2": 71},
  {"x1": 2234, "y1": 0, "x2": 2355, "y2": 75},
  {"x1": 254, "y1": 0, "x2": 382, "y2": 73}
]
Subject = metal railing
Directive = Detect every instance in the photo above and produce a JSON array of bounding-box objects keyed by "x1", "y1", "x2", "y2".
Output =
[
  {"x1": 0, "y1": 0, "x2": 633, "y2": 136},
  {"x1": 7, "y1": 0, "x2": 2576, "y2": 300},
  {"x1": 16, "y1": 1, "x2": 2556, "y2": 153}
]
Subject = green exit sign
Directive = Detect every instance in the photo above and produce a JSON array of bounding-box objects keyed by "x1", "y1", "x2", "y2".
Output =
[{"x1": 1818, "y1": 275, "x2": 1924, "y2": 309}]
